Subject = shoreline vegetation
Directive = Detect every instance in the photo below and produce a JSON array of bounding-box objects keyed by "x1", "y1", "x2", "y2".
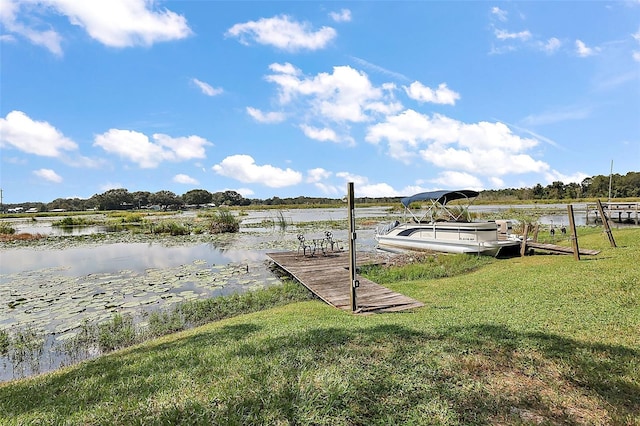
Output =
[
  {"x1": 1, "y1": 226, "x2": 638, "y2": 424},
  {"x1": 2, "y1": 170, "x2": 639, "y2": 215}
]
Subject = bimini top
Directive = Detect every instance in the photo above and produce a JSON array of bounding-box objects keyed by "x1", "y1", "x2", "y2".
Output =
[{"x1": 401, "y1": 190, "x2": 479, "y2": 208}]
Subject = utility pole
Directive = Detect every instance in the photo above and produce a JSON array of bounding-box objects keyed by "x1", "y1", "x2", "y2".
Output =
[{"x1": 608, "y1": 160, "x2": 613, "y2": 203}]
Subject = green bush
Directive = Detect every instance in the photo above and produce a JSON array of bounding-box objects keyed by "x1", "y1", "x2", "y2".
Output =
[
  {"x1": 0, "y1": 223, "x2": 15, "y2": 234},
  {"x1": 208, "y1": 209, "x2": 240, "y2": 234}
]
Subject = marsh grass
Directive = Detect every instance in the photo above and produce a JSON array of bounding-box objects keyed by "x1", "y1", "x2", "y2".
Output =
[
  {"x1": 208, "y1": 209, "x2": 240, "y2": 233},
  {"x1": 1, "y1": 229, "x2": 639, "y2": 425},
  {"x1": 0, "y1": 223, "x2": 15, "y2": 234},
  {"x1": 51, "y1": 216, "x2": 100, "y2": 227}
]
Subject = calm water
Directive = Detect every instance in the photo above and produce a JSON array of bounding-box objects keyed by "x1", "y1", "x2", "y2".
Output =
[{"x1": 0, "y1": 205, "x2": 632, "y2": 381}]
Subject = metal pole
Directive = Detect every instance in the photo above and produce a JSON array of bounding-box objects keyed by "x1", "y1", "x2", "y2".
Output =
[
  {"x1": 347, "y1": 182, "x2": 358, "y2": 312},
  {"x1": 608, "y1": 160, "x2": 613, "y2": 203}
]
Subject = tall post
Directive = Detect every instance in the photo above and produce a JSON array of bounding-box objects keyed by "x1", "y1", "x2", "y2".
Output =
[
  {"x1": 347, "y1": 182, "x2": 358, "y2": 312},
  {"x1": 520, "y1": 223, "x2": 529, "y2": 257},
  {"x1": 596, "y1": 199, "x2": 616, "y2": 248},
  {"x1": 567, "y1": 205, "x2": 580, "y2": 261}
]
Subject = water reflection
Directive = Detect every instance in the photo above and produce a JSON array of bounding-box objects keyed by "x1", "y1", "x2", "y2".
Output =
[{"x1": 0, "y1": 242, "x2": 265, "y2": 276}]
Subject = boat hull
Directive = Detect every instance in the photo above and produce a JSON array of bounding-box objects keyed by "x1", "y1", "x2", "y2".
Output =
[{"x1": 376, "y1": 221, "x2": 520, "y2": 257}]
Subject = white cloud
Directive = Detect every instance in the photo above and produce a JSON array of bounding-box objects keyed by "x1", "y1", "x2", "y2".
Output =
[
  {"x1": 1, "y1": 0, "x2": 191, "y2": 53},
  {"x1": 489, "y1": 177, "x2": 505, "y2": 188},
  {"x1": 191, "y1": 78, "x2": 223, "y2": 96},
  {"x1": 0, "y1": 110, "x2": 77, "y2": 157},
  {"x1": 329, "y1": 9, "x2": 351, "y2": 23},
  {"x1": 0, "y1": 0, "x2": 63, "y2": 55},
  {"x1": 495, "y1": 29, "x2": 532, "y2": 41},
  {"x1": 522, "y1": 105, "x2": 591, "y2": 126},
  {"x1": 307, "y1": 168, "x2": 338, "y2": 194},
  {"x1": 246, "y1": 107, "x2": 286, "y2": 123},
  {"x1": 46, "y1": 0, "x2": 191, "y2": 47},
  {"x1": 431, "y1": 171, "x2": 483, "y2": 190},
  {"x1": 300, "y1": 124, "x2": 339, "y2": 142},
  {"x1": 99, "y1": 182, "x2": 124, "y2": 192},
  {"x1": 307, "y1": 168, "x2": 332, "y2": 182},
  {"x1": 94, "y1": 130, "x2": 211, "y2": 168},
  {"x1": 173, "y1": 174, "x2": 199, "y2": 185},
  {"x1": 634, "y1": 51, "x2": 640, "y2": 62},
  {"x1": 33, "y1": 168, "x2": 63, "y2": 183},
  {"x1": 226, "y1": 15, "x2": 336, "y2": 51},
  {"x1": 491, "y1": 6, "x2": 508, "y2": 22},
  {"x1": 543, "y1": 170, "x2": 589, "y2": 185},
  {"x1": 334, "y1": 172, "x2": 401, "y2": 197},
  {"x1": 540, "y1": 37, "x2": 561, "y2": 54},
  {"x1": 575, "y1": 39, "x2": 599, "y2": 57},
  {"x1": 269, "y1": 62, "x2": 300, "y2": 75},
  {"x1": 404, "y1": 81, "x2": 460, "y2": 105},
  {"x1": 212, "y1": 154, "x2": 302, "y2": 188},
  {"x1": 366, "y1": 109, "x2": 548, "y2": 176},
  {"x1": 266, "y1": 64, "x2": 392, "y2": 123}
]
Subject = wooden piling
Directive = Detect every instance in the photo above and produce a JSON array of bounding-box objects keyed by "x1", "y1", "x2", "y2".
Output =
[
  {"x1": 347, "y1": 182, "x2": 357, "y2": 312},
  {"x1": 596, "y1": 199, "x2": 617, "y2": 248},
  {"x1": 567, "y1": 205, "x2": 580, "y2": 261},
  {"x1": 520, "y1": 223, "x2": 529, "y2": 257}
]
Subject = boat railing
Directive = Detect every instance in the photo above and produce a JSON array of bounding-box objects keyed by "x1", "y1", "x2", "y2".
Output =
[{"x1": 376, "y1": 220, "x2": 400, "y2": 236}]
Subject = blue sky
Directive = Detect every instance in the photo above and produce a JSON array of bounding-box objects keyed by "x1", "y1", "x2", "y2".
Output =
[{"x1": 1, "y1": 1, "x2": 639, "y2": 204}]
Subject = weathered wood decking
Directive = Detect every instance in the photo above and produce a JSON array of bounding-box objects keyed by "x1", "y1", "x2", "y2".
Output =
[
  {"x1": 524, "y1": 241, "x2": 600, "y2": 256},
  {"x1": 267, "y1": 250, "x2": 424, "y2": 314}
]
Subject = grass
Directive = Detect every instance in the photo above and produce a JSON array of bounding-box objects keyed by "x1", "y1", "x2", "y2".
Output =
[{"x1": 0, "y1": 228, "x2": 638, "y2": 424}]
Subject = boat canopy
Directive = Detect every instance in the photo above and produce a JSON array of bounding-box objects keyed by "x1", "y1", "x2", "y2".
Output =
[
  {"x1": 399, "y1": 189, "x2": 479, "y2": 222},
  {"x1": 401, "y1": 190, "x2": 479, "y2": 208}
]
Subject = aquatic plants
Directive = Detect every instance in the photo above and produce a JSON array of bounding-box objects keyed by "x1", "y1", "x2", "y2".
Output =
[
  {"x1": 0, "y1": 330, "x2": 9, "y2": 355},
  {"x1": 6, "y1": 326, "x2": 45, "y2": 377},
  {"x1": 147, "y1": 220, "x2": 191, "y2": 235},
  {"x1": 208, "y1": 209, "x2": 240, "y2": 233},
  {"x1": 0, "y1": 223, "x2": 15, "y2": 234}
]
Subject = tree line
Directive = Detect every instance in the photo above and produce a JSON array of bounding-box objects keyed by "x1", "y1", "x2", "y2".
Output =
[{"x1": 2, "y1": 171, "x2": 638, "y2": 212}]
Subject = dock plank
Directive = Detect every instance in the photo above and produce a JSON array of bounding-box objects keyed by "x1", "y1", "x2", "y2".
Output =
[
  {"x1": 267, "y1": 251, "x2": 424, "y2": 314},
  {"x1": 526, "y1": 242, "x2": 600, "y2": 255}
]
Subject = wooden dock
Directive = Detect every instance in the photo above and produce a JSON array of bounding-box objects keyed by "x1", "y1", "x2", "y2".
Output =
[
  {"x1": 524, "y1": 241, "x2": 600, "y2": 256},
  {"x1": 267, "y1": 250, "x2": 424, "y2": 314},
  {"x1": 586, "y1": 201, "x2": 639, "y2": 225}
]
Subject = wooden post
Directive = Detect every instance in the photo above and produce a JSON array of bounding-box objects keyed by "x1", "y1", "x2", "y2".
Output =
[
  {"x1": 532, "y1": 223, "x2": 539, "y2": 242},
  {"x1": 520, "y1": 223, "x2": 529, "y2": 257},
  {"x1": 347, "y1": 182, "x2": 358, "y2": 312},
  {"x1": 567, "y1": 205, "x2": 580, "y2": 261},
  {"x1": 595, "y1": 199, "x2": 616, "y2": 248}
]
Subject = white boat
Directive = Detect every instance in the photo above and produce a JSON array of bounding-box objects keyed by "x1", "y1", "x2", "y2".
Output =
[{"x1": 375, "y1": 190, "x2": 521, "y2": 257}]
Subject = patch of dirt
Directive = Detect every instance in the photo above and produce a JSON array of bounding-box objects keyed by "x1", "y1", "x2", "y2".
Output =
[{"x1": 0, "y1": 233, "x2": 46, "y2": 242}]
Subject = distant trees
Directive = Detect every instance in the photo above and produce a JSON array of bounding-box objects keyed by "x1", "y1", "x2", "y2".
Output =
[
  {"x1": 183, "y1": 189, "x2": 213, "y2": 205},
  {"x1": 3, "y1": 171, "x2": 638, "y2": 213},
  {"x1": 149, "y1": 191, "x2": 181, "y2": 209},
  {"x1": 480, "y1": 171, "x2": 639, "y2": 201},
  {"x1": 92, "y1": 189, "x2": 134, "y2": 210}
]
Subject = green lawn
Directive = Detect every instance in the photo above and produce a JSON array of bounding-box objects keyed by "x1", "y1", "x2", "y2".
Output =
[{"x1": 1, "y1": 228, "x2": 638, "y2": 425}]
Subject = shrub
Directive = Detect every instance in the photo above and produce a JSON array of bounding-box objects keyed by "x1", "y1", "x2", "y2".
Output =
[
  {"x1": 208, "y1": 209, "x2": 240, "y2": 234},
  {"x1": 0, "y1": 223, "x2": 15, "y2": 235}
]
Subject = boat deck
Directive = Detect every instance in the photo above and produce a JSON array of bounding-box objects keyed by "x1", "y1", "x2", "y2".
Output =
[{"x1": 267, "y1": 250, "x2": 424, "y2": 314}]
